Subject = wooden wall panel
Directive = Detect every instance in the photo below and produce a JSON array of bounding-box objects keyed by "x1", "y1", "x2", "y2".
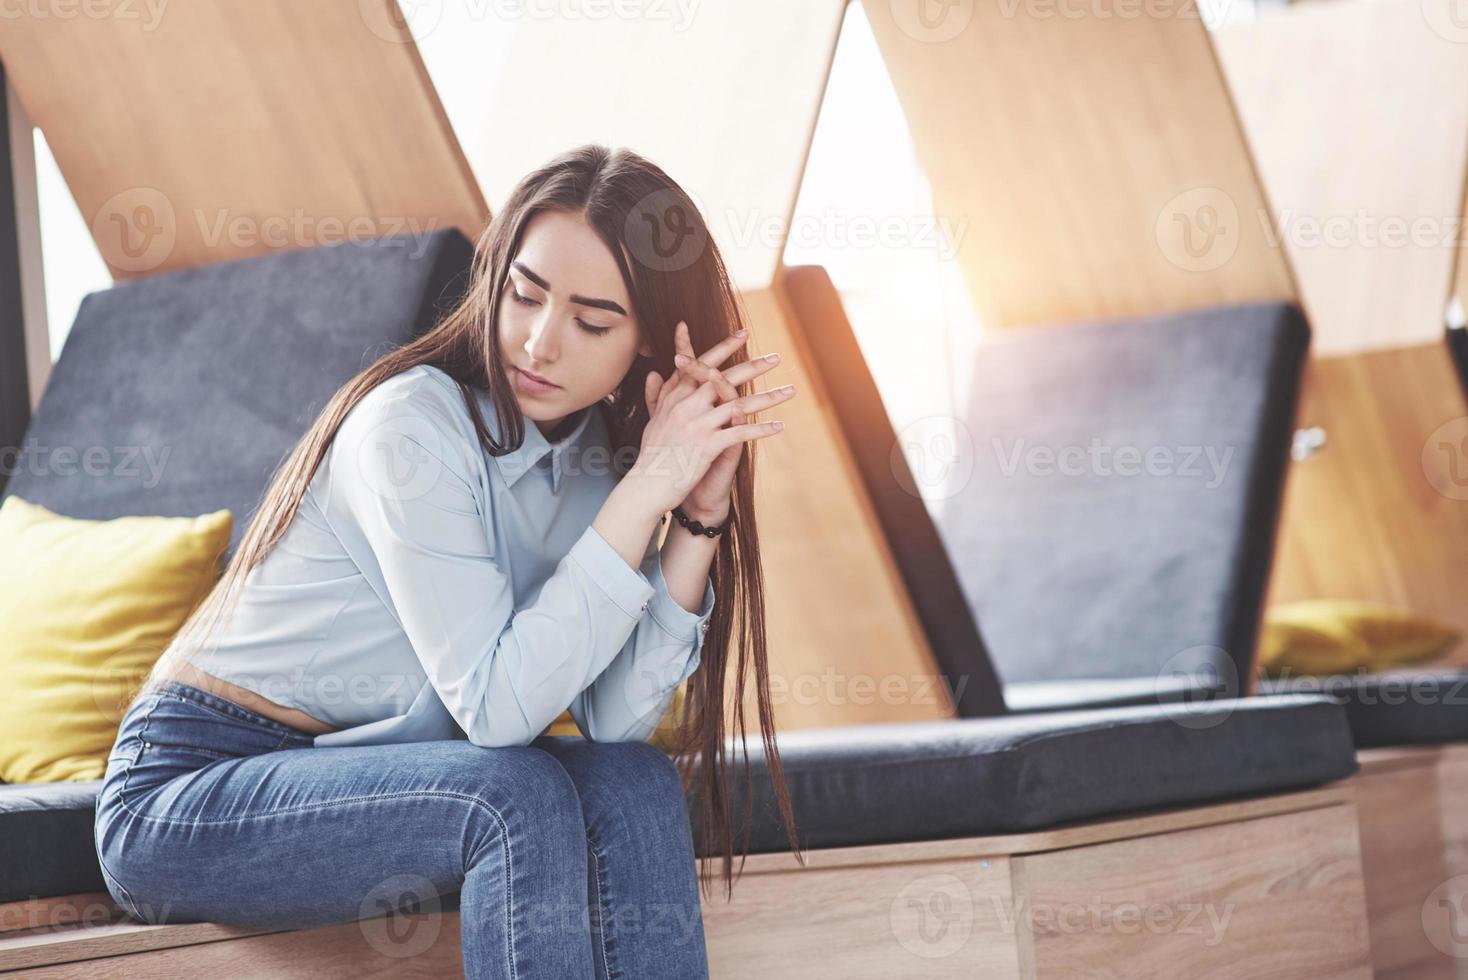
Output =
[
  {"x1": 1214, "y1": 0, "x2": 1468, "y2": 355},
  {"x1": 1269, "y1": 341, "x2": 1468, "y2": 660},
  {"x1": 734, "y1": 285, "x2": 953, "y2": 730},
  {"x1": 862, "y1": 0, "x2": 1296, "y2": 331},
  {"x1": 0, "y1": 0, "x2": 487, "y2": 278}
]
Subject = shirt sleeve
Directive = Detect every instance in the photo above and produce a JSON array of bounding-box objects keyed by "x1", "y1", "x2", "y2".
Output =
[
  {"x1": 320, "y1": 388, "x2": 662, "y2": 748},
  {"x1": 567, "y1": 523, "x2": 716, "y2": 743}
]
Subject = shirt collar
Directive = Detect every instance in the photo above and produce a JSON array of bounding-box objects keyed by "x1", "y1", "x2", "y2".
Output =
[{"x1": 477, "y1": 391, "x2": 598, "y2": 493}]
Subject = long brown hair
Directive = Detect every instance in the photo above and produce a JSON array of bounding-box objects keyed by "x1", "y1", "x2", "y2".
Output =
[{"x1": 144, "y1": 144, "x2": 801, "y2": 897}]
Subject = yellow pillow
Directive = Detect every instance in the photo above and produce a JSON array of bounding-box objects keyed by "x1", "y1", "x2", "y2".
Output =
[
  {"x1": 542, "y1": 682, "x2": 690, "y2": 753},
  {"x1": 1258, "y1": 599, "x2": 1461, "y2": 677},
  {"x1": 0, "y1": 496, "x2": 232, "y2": 783}
]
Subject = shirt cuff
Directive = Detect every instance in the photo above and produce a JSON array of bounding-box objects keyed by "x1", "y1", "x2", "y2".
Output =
[
  {"x1": 646, "y1": 547, "x2": 716, "y2": 641},
  {"x1": 570, "y1": 525, "x2": 657, "y2": 620}
]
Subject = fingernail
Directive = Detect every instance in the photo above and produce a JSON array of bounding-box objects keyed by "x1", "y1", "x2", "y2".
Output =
[
  {"x1": 765, "y1": 353, "x2": 780, "y2": 362},
  {"x1": 774, "y1": 421, "x2": 785, "y2": 431},
  {"x1": 735, "y1": 328, "x2": 748, "y2": 338}
]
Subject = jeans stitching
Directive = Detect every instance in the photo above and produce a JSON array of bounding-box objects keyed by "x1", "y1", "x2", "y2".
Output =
[
  {"x1": 113, "y1": 787, "x2": 519, "y2": 978},
  {"x1": 587, "y1": 831, "x2": 616, "y2": 980}
]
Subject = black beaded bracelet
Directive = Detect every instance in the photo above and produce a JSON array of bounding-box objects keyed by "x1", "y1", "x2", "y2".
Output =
[{"x1": 660, "y1": 505, "x2": 733, "y2": 538}]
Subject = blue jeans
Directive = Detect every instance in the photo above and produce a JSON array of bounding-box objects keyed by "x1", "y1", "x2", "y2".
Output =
[{"x1": 94, "y1": 679, "x2": 710, "y2": 979}]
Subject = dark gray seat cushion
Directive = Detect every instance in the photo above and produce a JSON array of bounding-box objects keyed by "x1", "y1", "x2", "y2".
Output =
[
  {"x1": 692, "y1": 693, "x2": 1356, "y2": 855},
  {"x1": 3, "y1": 695, "x2": 1355, "y2": 901},
  {"x1": 1009, "y1": 672, "x2": 1468, "y2": 749},
  {"x1": 1261, "y1": 671, "x2": 1468, "y2": 748},
  {"x1": 1, "y1": 230, "x2": 474, "y2": 560},
  {"x1": 0, "y1": 780, "x2": 105, "y2": 903}
]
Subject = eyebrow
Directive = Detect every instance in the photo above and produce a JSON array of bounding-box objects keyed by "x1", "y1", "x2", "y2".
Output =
[{"x1": 511, "y1": 262, "x2": 628, "y2": 316}]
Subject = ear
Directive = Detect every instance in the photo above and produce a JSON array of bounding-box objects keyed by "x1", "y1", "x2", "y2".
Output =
[{"x1": 638, "y1": 340, "x2": 656, "y2": 360}]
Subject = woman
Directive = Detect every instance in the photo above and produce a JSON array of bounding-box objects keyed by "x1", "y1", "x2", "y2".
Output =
[{"x1": 94, "y1": 144, "x2": 802, "y2": 979}]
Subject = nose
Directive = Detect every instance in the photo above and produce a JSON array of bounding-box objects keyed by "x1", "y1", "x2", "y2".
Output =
[{"x1": 523, "y1": 310, "x2": 561, "y2": 365}]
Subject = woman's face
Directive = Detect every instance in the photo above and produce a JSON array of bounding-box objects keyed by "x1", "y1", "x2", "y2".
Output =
[{"x1": 497, "y1": 209, "x2": 653, "y2": 439}]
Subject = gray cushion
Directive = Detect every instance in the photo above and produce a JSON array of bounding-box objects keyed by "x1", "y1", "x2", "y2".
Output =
[
  {"x1": 1261, "y1": 671, "x2": 1468, "y2": 748},
  {"x1": 4, "y1": 696, "x2": 1355, "y2": 900},
  {"x1": 939, "y1": 302, "x2": 1308, "y2": 686},
  {"x1": 1, "y1": 230, "x2": 474, "y2": 560},
  {"x1": 694, "y1": 694, "x2": 1356, "y2": 855},
  {"x1": 0, "y1": 781, "x2": 105, "y2": 903}
]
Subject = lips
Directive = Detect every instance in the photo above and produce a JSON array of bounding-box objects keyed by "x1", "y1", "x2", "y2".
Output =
[{"x1": 517, "y1": 367, "x2": 558, "y2": 387}]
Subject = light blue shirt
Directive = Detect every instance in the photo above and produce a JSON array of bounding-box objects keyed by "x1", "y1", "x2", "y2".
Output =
[{"x1": 187, "y1": 363, "x2": 716, "y2": 748}]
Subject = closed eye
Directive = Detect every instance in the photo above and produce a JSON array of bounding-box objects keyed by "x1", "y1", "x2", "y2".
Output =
[{"x1": 508, "y1": 286, "x2": 612, "y2": 336}]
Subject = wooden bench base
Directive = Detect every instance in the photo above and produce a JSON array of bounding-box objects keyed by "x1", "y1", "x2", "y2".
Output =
[
  {"x1": 1353, "y1": 745, "x2": 1468, "y2": 980},
  {"x1": 700, "y1": 786, "x2": 1370, "y2": 979},
  {"x1": 0, "y1": 785, "x2": 1372, "y2": 978}
]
